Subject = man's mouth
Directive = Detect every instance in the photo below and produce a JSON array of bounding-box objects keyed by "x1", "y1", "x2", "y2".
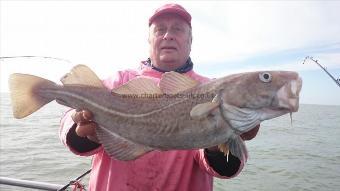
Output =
[{"x1": 161, "y1": 46, "x2": 177, "y2": 50}]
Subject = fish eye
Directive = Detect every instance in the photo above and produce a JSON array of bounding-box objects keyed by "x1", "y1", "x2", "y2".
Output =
[{"x1": 259, "y1": 72, "x2": 272, "y2": 83}]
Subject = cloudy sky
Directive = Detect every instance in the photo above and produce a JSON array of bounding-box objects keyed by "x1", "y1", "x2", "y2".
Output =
[{"x1": 1, "y1": 0, "x2": 339, "y2": 105}]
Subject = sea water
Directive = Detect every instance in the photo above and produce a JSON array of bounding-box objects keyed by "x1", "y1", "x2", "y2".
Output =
[{"x1": 1, "y1": 93, "x2": 339, "y2": 191}]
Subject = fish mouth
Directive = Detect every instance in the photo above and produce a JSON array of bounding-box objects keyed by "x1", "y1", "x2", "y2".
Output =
[
  {"x1": 233, "y1": 75, "x2": 302, "y2": 123},
  {"x1": 275, "y1": 77, "x2": 302, "y2": 112}
]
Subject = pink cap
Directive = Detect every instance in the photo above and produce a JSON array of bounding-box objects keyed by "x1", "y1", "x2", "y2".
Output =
[{"x1": 149, "y1": 4, "x2": 191, "y2": 26}]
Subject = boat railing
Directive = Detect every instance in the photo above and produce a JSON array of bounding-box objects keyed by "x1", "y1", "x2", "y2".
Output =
[{"x1": 0, "y1": 176, "x2": 65, "y2": 190}]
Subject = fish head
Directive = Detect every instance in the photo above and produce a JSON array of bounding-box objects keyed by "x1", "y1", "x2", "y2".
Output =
[
  {"x1": 219, "y1": 71, "x2": 302, "y2": 112},
  {"x1": 214, "y1": 71, "x2": 302, "y2": 133},
  {"x1": 189, "y1": 71, "x2": 302, "y2": 162}
]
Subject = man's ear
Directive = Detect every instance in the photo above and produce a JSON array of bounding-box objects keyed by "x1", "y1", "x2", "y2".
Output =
[
  {"x1": 148, "y1": 28, "x2": 152, "y2": 44},
  {"x1": 188, "y1": 35, "x2": 193, "y2": 51},
  {"x1": 189, "y1": 30, "x2": 193, "y2": 46}
]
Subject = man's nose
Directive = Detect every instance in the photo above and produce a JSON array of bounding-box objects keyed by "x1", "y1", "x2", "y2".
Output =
[{"x1": 163, "y1": 31, "x2": 175, "y2": 41}]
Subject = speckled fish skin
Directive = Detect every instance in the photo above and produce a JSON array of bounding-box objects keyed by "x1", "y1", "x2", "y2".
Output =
[
  {"x1": 46, "y1": 71, "x2": 300, "y2": 149},
  {"x1": 93, "y1": 71, "x2": 301, "y2": 149},
  {"x1": 9, "y1": 66, "x2": 302, "y2": 161}
]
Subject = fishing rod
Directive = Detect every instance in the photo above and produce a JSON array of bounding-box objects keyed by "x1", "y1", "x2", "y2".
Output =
[
  {"x1": 58, "y1": 169, "x2": 91, "y2": 191},
  {"x1": 0, "y1": 56, "x2": 72, "y2": 63},
  {"x1": 302, "y1": 56, "x2": 340, "y2": 88}
]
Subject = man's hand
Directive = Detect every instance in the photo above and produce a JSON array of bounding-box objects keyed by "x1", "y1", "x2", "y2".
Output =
[
  {"x1": 71, "y1": 109, "x2": 99, "y2": 143},
  {"x1": 240, "y1": 124, "x2": 260, "y2": 141}
]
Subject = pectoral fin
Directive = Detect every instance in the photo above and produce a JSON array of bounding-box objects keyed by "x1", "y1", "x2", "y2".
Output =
[
  {"x1": 96, "y1": 126, "x2": 154, "y2": 161},
  {"x1": 190, "y1": 102, "x2": 220, "y2": 120}
]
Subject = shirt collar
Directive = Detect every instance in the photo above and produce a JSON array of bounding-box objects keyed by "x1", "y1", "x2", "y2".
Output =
[{"x1": 143, "y1": 57, "x2": 193, "y2": 74}]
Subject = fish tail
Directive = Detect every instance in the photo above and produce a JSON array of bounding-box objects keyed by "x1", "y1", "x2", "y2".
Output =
[
  {"x1": 225, "y1": 135, "x2": 248, "y2": 162},
  {"x1": 8, "y1": 73, "x2": 56, "y2": 119}
]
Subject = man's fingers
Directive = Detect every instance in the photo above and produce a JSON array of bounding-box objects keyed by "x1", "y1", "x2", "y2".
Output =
[
  {"x1": 82, "y1": 110, "x2": 93, "y2": 121},
  {"x1": 240, "y1": 124, "x2": 260, "y2": 141},
  {"x1": 75, "y1": 122, "x2": 97, "y2": 137},
  {"x1": 72, "y1": 111, "x2": 83, "y2": 123},
  {"x1": 72, "y1": 109, "x2": 98, "y2": 143},
  {"x1": 72, "y1": 110, "x2": 93, "y2": 123}
]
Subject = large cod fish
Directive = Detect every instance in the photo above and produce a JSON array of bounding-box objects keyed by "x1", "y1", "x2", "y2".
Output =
[{"x1": 9, "y1": 65, "x2": 302, "y2": 161}]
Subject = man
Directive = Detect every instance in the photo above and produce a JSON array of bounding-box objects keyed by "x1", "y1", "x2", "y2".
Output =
[{"x1": 60, "y1": 4, "x2": 259, "y2": 191}]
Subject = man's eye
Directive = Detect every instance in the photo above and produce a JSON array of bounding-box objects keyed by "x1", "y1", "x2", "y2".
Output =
[
  {"x1": 173, "y1": 27, "x2": 183, "y2": 32},
  {"x1": 175, "y1": 27, "x2": 182, "y2": 31},
  {"x1": 155, "y1": 28, "x2": 166, "y2": 33}
]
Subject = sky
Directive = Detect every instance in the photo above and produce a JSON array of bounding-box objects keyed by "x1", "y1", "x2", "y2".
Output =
[{"x1": 1, "y1": 0, "x2": 340, "y2": 105}]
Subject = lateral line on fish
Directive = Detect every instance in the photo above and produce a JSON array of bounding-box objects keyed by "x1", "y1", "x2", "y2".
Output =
[{"x1": 53, "y1": 89, "x2": 193, "y2": 118}]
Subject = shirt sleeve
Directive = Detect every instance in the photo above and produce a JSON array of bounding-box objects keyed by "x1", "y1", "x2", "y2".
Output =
[
  {"x1": 59, "y1": 108, "x2": 102, "y2": 156},
  {"x1": 194, "y1": 149, "x2": 245, "y2": 179},
  {"x1": 194, "y1": 124, "x2": 260, "y2": 178}
]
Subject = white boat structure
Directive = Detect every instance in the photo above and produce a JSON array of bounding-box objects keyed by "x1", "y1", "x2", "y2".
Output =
[
  {"x1": 0, "y1": 169, "x2": 90, "y2": 190},
  {"x1": 0, "y1": 176, "x2": 64, "y2": 190}
]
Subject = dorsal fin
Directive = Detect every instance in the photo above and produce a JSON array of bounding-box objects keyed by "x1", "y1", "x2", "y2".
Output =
[
  {"x1": 60, "y1": 64, "x2": 104, "y2": 88},
  {"x1": 160, "y1": 71, "x2": 199, "y2": 94},
  {"x1": 112, "y1": 77, "x2": 162, "y2": 95}
]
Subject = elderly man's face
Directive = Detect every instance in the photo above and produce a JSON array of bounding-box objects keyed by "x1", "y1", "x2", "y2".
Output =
[{"x1": 149, "y1": 14, "x2": 192, "y2": 71}]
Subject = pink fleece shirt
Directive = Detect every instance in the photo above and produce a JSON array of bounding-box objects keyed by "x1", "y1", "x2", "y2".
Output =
[{"x1": 59, "y1": 62, "x2": 245, "y2": 191}]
